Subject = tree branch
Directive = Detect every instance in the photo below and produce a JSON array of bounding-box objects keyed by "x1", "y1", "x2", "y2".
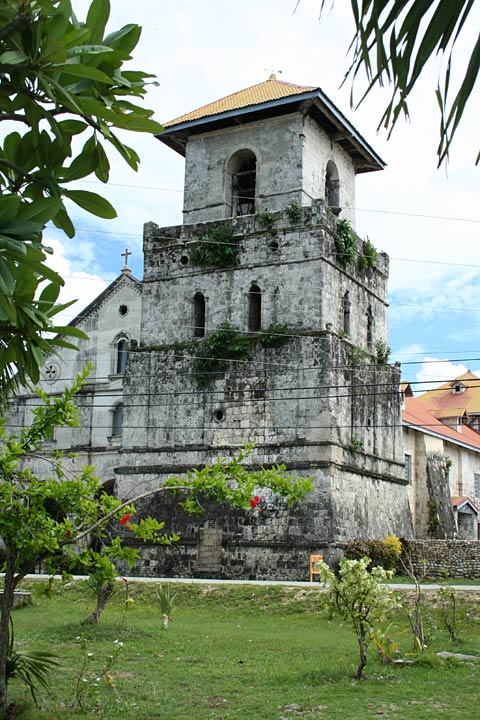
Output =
[
  {"x1": 65, "y1": 484, "x2": 191, "y2": 546},
  {"x1": 0, "y1": 15, "x2": 30, "y2": 44},
  {"x1": 0, "y1": 158, "x2": 34, "y2": 183}
]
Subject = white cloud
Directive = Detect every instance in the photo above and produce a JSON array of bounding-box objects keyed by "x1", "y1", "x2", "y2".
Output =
[
  {"x1": 415, "y1": 357, "x2": 475, "y2": 393},
  {"x1": 42, "y1": 237, "x2": 108, "y2": 327}
]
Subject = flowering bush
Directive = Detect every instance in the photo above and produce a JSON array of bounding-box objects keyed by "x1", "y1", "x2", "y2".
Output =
[{"x1": 317, "y1": 557, "x2": 401, "y2": 679}]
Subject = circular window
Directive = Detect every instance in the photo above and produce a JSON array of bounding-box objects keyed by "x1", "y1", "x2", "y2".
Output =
[
  {"x1": 269, "y1": 240, "x2": 279, "y2": 251},
  {"x1": 213, "y1": 409, "x2": 225, "y2": 422},
  {"x1": 179, "y1": 255, "x2": 189, "y2": 266},
  {"x1": 44, "y1": 363, "x2": 60, "y2": 382},
  {"x1": 119, "y1": 304, "x2": 128, "y2": 316}
]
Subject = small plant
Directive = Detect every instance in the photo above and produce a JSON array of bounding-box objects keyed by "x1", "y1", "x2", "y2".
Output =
[
  {"x1": 348, "y1": 434, "x2": 363, "y2": 456},
  {"x1": 74, "y1": 637, "x2": 123, "y2": 711},
  {"x1": 189, "y1": 224, "x2": 238, "y2": 267},
  {"x1": 192, "y1": 323, "x2": 255, "y2": 387},
  {"x1": 399, "y1": 546, "x2": 427, "y2": 652},
  {"x1": 317, "y1": 557, "x2": 401, "y2": 679},
  {"x1": 347, "y1": 345, "x2": 368, "y2": 366},
  {"x1": 358, "y1": 237, "x2": 378, "y2": 270},
  {"x1": 257, "y1": 323, "x2": 291, "y2": 349},
  {"x1": 6, "y1": 618, "x2": 59, "y2": 707},
  {"x1": 371, "y1": 621, "x2": 407, "y2": 663},
  {"x1": 438, "y1": 584, "x2": 459, "y2": 641},
  {"x1": 156, "y1": 584, "x2": 176, "y2": 630},
  {"x1": 285, "y1": 201, "x2": 302, "y2": 224},
  {"x1": 335, "y1": 219, "x2": 357, "y2": 266},
  {"x1": 375, "y1": 339, "x2": 391, "y2": 365},
  {"x1": 256, "y1": 209, "x2": 277, "y2": 235}
]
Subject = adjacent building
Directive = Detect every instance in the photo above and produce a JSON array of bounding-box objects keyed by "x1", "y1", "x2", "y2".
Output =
[{"x1": 403, "y1": 387, "x2": 480, "y2": 540}]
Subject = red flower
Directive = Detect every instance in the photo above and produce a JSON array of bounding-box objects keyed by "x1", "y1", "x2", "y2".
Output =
[
  {"x1": 249, "y1": 495, "x2": 260, "y2": 508},
  {"x1": 120, "y1": 513, "x2": 132, "y2": 526}
]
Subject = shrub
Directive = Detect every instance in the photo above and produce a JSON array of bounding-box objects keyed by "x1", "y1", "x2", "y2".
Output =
[
  {"x1": 335, "y1": 219, "x2": 357, "y2": 266},
  {"x1": 344, "y1": 535, "x2": 402, "y2": 571},
  {"x1": 257, "y1": 323, "x2": 291, "y2": 349},
  {"x1": 285, "y1": 202, "x2": 302, "y2": 224},
  {"x1": 189, "y1": 224, "x2": 238, "y2": 267},
  {"x1": 192, "y1": 323, "x2": 255, "y2": 387}
]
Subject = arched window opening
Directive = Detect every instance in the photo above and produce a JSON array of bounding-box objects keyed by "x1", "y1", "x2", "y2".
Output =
[
  {"x1": 228, "y1": 150, "x2": 257, "y2": 216},
  {"x1": 342, "y1": 291, "x2": 351, "y2": 336},
  {"x1": 116, "y1": 338, "x2": 128, "y2": 375},
  {"x1": 193, "y1": 292, "x2": 206, "y2": 338},
  {"x1": 112, "y1": 404, "x2": 123, "y2": 437},
  {"x1": 366, "y1": 306, "x2": 373, "y2": 349},
  {"x1": 325, "y1": 160, "x2": 340, "y2": 214},
  {"x1": 248, "y1": 284, "x2": 262, "y2": 332}
]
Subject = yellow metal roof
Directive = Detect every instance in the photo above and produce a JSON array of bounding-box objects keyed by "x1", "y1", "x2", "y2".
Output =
[
  {"x1": 416, "y1": 371, "x2": 480, "y2": 417},
  {"x1": 163, "y1": 74, "x2": 315, "y2": 128}
]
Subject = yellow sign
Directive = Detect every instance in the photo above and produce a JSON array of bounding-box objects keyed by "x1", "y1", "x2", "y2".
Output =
[{"x1": 309, "y1": 554, "x2": 323, "y2": 582}]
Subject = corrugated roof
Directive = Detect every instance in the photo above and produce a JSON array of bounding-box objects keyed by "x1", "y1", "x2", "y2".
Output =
[
  {"x1": 416, "y1": 371, "x2": 480, "y2": 417},
  {"x1": 403, "y1": 396, "x2": 480, "y2": 451},
  {"x1": 163, "y1": 74, "x2": 315, "y2": 128}
]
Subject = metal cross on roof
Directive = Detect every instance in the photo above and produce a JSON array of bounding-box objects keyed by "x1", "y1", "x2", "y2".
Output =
[{"x1": 121, "y1": 248, "x2": 131, "y2": 268}]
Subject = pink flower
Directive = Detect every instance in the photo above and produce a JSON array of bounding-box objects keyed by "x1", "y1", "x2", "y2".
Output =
[{"x1": 120, "y1": 513, "x2": 132, "y2": 526}]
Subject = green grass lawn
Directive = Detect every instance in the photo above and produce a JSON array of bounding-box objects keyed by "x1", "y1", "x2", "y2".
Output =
[{"x1": 6, "y1": 581, "x2": 480, "y2": 719}]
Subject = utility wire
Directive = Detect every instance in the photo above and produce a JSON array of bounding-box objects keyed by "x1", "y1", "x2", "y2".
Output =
[{"x1": 78, "y1": 180, "x2": 480, "y2": 226}]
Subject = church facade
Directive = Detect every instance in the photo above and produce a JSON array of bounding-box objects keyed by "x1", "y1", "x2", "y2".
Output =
[{"x1": 14, "y1": 76, "x2": 414, "y2": 579}]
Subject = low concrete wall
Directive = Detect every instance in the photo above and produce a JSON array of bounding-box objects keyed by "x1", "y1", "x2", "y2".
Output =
[{"x1": 401, "y1": 539, "x2": 480, "y2": 578}]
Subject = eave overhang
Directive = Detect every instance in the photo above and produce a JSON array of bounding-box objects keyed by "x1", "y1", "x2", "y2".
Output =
[{"x1": 158, "y1": 88, "x2": 385, "y2": 174}]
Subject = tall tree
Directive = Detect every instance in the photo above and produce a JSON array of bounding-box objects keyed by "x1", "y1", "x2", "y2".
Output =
[
  {"x1": 300, "y1": 1, "x2": 479, "y2": 166},
  {"x1": 0, "y1": 0, "x2": 162, "y2": 395},
  {"x1": 0, "y1": 372, "x2": 313, "y2": 716}
]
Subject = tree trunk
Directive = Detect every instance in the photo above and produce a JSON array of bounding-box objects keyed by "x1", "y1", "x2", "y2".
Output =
[
  {"x1": 0, "y1": 552, "x2": 16, "y2": 719},
  {"x1": 162, "y1": 614, "x2": 169, "y2": 630},
  {"x1": 84, "y1": 583, "x2": 115, "y2": 625},
  {"x1": 355, "y1": 628, "x2": 368, "y2": 680}
]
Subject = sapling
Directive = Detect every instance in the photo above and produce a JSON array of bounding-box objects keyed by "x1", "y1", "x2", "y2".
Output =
[{"x1": 317, "y1": 557, "x2": 401, "y2": 679}]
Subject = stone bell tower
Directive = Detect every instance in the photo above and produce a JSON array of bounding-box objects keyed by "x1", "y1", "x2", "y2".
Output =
[{"x1": 115, "y1": 75, "x2": 413, "y2": 579}]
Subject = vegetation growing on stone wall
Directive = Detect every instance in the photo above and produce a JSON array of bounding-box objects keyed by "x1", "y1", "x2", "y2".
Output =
[
  {"x1": 285, "y1": 202, "x2": 302, "y2": 224},
  {"x1": 358, "y1": 237, "x2": 378, "y2": 270},
  {"x1": 256, "y1": 209, "x2": 277, "y2": 235},
  {"x1": 257, "y1": 323, "x2": 291, "y2": 349},
  {"x1": 348, "y1": 434, "x2": 364, "y2": 455},
  {"x1": 192, "y1": 323, "x2": 255, "y2": 387},
  {"x1": 335, "y1": 219, "x2": 357, "y2": 266},
  {"x1": 428, "y1": 500, "x2": 441, "y2": 534},
  {"x1": 375, "y1": 340, "x2": 391, "y2": 365},
  {"x1": 193, "y1": 323, "x2": 293, "y2": 386},
  {"x1": 346, "y1": 345, "x2": 369, "y2": 366},
  {"x1": 189, "y1": 224, "x2": 238, "y2": 268}
]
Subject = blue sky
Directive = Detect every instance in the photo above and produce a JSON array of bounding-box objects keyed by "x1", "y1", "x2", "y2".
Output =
[{"x1": 44, "y1": 0, "x2": 480, "y2": 392}]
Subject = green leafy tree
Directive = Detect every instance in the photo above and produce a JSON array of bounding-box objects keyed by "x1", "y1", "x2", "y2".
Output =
[
  {"x1": 298, "y1": 1, "x2": 479, "y2": 165},
  {"x1": 317, "y1": 557, "x2": 401, "y2": 679},
  {"x1": 0, "y1": 0, "x2": 162, "y2": 394},
  {"x1": 0, "y1": 373, "x2": 313, "y2": 716}
]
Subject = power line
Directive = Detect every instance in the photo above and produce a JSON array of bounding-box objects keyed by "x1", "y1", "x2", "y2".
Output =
[
  {"x1": 77, "y1": 179, "x2": 480, "y2": 225},
  {"x1": 2, "y1": 420, "x2": 473, "y2": 433}
]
